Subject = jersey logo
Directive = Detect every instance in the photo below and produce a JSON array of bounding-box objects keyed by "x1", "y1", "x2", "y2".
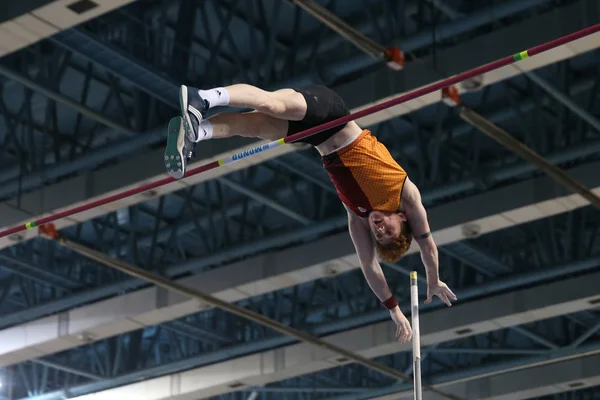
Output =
[{"x1": 358, "y1": 207, "x2": 367, "y2": 212}]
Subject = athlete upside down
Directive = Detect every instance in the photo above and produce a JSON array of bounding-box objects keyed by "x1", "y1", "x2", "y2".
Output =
[{"x1": 164, "y1": 83, "x2": 457, "y2": 342}]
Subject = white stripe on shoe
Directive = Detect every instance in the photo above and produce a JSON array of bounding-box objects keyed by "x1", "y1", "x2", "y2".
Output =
[{"x1": 188, "y1": 105, "x2": 203, "y2": 124}]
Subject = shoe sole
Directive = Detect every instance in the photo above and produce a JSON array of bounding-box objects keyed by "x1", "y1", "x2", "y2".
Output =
[
  {"x1": 179, "y1": 85, "x2": 194, "y2": 142},
  {"x1": 164, "y1": 117, "x2": 185, "y2": 179}
]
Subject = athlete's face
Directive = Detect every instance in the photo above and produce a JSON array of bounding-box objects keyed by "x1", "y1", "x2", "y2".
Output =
[{"x1": 369, "y1": 211, "x2": 407, "y2": 245}]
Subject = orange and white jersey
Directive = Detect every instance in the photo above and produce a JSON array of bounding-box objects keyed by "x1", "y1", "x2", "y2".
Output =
[{"x1": 322, "y1": 130, "x2": 407, "y2": 217}]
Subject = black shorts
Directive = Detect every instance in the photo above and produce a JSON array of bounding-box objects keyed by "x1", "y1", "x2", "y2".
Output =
[{"x1": 287, "y1": 85, "x2": 350, "y2": 146}]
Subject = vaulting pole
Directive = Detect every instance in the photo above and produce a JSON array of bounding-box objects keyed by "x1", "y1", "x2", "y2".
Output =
[{"x1": 410, "y1": 271, "x2": 423, "y2": 400}]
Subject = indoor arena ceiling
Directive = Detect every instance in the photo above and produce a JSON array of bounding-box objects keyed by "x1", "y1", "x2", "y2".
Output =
[{"x1": 0, "y1": 1, "x2": 599, "y2": 399}]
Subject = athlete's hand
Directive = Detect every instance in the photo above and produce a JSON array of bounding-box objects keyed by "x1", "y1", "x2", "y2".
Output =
[
  {"x1": 389, "y1": 307, "x2": 412, "y2": 343},
  {"x1": 425, "y1": 279, "x2": 457, "y2": 307}
]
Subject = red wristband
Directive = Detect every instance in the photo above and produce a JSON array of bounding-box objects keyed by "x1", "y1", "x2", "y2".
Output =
[{"x1": 382, "y1": 296, "x2": 398, "y2": 310}]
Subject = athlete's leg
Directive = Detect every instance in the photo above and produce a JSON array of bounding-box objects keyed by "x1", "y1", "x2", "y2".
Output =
[
  {"x1": 164, "y1": 112, "x2": 287, "y2": 179},
  {"x1": 169, "y1": 83, "x2": 306, "y2": 179},
  {"x1": 167, "y1": 83, "x2": 348, "y2": 179},
  {"x1": 204, "y1": 111, "x2": 288, "y2": 141},
  {"x1": 180, "y1": 84, "x2": 306, "y2": 142},
  {"x1": 222, "y1": 86, "x2": 307, "y2": 121}
]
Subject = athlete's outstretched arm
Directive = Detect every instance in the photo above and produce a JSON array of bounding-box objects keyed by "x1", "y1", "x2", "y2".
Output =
[
  {"x1": 346, "y1": 212, "x2": 391, "y2": 301},
  {"x1": 403, "y1": 179, "x2": 457, "y2": 307},
  {"x1": 345, "y1": 206, "x2": 412, "y2": 342},
  {"x1": 402, "y1": 180, "x2": 439, "y2": 282}
]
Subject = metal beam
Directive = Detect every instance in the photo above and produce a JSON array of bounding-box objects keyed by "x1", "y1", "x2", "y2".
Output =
[
  {"x1": 425, "y1": 0, "x2": 463, "y2": 20},
  {"x1": 0, "y1": 253, "x2": 80, "y2": 291},
  {"x1": 0, "y1": 123, "x2": 167, "y2": 200},
  {"x1": 524, "y1": 70, "x2": 600, "y2": 134},
  {"x1": 0, "y1": 0, "x2": 138, "y2": 58},
  {"x1": 0, "y1": 65, "x2": 134, "y2": 136},
  {"x1": 459, "y1": 106, "x2": 600, "y2": 209},
  {"x1": 49, "y1": 29, "x2": 178, "y2": 108},
  {"x1": 571, "y1": 321, "x2": 600, "y2": 348},
  {"x1": 218, "y1": 177, "x2": 312, "y2": 225}
]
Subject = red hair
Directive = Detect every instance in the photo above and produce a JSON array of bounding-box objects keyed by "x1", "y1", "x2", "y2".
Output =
[{"x1": 375, "y1": 221, "x2": 412, "y2": 263}]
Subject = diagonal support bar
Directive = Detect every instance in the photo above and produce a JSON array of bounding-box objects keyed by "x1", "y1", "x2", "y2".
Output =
[
  {"x1": 459, "y1": 107, "x2": 600, "y2": 210},
  {"x1": 523, "y1": 70, "x2": 600, "y2": 134},
  {"x1": 218, "y1": 177, "x2": 312, "y2": 225},
  {"x1": 32, "y1": 359, "x2": 103, "y2": 381},
  {"x1": 0, "y1": 65, "x2": 135, "y2": 136},
  {"x1": 288, "y1": 0, "x2": 386, "y2": 56},
  {"x1": 571, "y1": 321, "x2": 600, "y2": 348},
  {"x1": 510, "y1": 326, "x2": 558, "y2": 350},
  {"x1": 287, "y1": 0, "x2": 405, "y2": 69},
  {"x1": 0, "y1": 254, "x2": 81, "y2": 291},
  {"x1": 51, "y1": 29, "x2": 178, "y2": 108}
]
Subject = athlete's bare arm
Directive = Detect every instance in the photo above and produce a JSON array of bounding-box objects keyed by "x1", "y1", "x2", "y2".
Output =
[
  {"x1": 345, "y1": 205, "x2": 412, "y2": 342},
  {"x1": 402, "y1": 179, "x2": 439, "y2": 282},
  {"x1": 402, "y1": 178, "x2": 457, "y2": 306},
  {"x1": 346, "y1": 207, "x2": 392, "y2": 301}
]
